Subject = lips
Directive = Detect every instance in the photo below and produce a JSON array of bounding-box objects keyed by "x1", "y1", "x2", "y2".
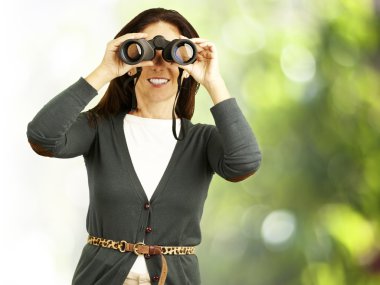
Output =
[{"x1": 148, "y1": 78, "x2": 169, "y2": 86}]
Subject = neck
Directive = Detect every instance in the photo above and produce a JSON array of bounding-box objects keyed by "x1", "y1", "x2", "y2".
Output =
[{"x1": 130, "y1": 95, "x2": 177, "y2": 119}]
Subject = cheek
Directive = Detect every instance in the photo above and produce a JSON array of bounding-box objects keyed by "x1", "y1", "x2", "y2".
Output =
[
  {"x1": 169, "y1": 68, "x2": 180, "y2": 80},
  {"x1": 134, "y1": 77, "x2": 147, "y2": 88}
]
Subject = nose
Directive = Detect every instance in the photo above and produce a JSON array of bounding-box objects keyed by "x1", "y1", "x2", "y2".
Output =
[{"x1": 152, "y1": 50, "x2": 165, "y2": 66}]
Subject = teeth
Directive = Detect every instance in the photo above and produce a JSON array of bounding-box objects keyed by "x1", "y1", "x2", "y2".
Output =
[{"x1": 148, "y1": 78, "x2": 169, "y2": 85}]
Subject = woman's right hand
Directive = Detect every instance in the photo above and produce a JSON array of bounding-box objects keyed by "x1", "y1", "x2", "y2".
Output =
[{"x1": 85, "y1": 33, "x2": 154, "y2": 90}]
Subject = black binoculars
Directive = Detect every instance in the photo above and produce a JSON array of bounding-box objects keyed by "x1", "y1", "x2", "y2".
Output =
[{"x1": 119, "y1": 35, "x2": 197, "y2": 65}]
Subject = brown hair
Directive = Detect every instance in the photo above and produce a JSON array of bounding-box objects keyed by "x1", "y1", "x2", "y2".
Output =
[{"x1": 89, "y1": 8, "x2": 200, "y2": 121}]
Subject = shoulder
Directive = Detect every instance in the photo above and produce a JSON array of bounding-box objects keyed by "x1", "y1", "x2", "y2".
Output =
[
  {"x1": 184, "y1": 120, "x2": 216, "y2": 142},
  {"x1": 82, "y1": 110, "x2": 128, "y2": 128}
]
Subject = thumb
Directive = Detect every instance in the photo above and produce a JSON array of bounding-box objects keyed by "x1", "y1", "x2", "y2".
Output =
[{"x1": 178, "y1": 64, "x2": 193, "y2": 76}]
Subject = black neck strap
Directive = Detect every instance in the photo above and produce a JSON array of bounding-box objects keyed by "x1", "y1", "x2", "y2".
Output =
[
  {"x1": 131, "y1": 67, "x2": 142, "y2": 111},
  {"x1": 172, "y1": 68, "x2": 185, "y2": 141},
  {"x1": 123, "y1": 67, "x2": 142, "y2": 112}
]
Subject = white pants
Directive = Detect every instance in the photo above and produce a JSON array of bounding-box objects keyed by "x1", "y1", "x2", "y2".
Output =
[{"x1": 123, "y1": 272, "x2": 152, "y2": 285}]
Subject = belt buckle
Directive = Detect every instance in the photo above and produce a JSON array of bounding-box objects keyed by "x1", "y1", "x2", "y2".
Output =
[
  {"x1": 118, "y1": 240, "x2": 128, "y2": 253},
  {"x1": 133, "y1": 242, "x2": 145, "y2": 256}
]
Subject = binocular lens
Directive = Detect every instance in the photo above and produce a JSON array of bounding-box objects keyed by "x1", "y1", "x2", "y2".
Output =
[
  {"x1": 126, "y1": 43, "x2": 142, "y2": 62},
  {"x1": 173, "y1": 43, "x2": 195, "y2": 64}
]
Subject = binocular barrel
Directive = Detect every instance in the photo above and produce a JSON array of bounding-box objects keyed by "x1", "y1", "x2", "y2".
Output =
[{"x1": 119, "y1": 35, "x2": 197, "y2": 65}]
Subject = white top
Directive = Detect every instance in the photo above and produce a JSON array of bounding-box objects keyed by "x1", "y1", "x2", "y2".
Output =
[{"x1": 123, "y1": 114, "x2": 180, "y2": 274}]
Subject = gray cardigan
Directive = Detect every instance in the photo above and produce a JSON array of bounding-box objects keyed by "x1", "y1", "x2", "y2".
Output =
[{"x1": 27, "y1": 78, "x2": 261, "y2": 285}]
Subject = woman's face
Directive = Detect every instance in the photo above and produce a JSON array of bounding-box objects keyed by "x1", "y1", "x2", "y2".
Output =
[{"x1": 134, "y1": 21, "x2": 182, "y2": 104}]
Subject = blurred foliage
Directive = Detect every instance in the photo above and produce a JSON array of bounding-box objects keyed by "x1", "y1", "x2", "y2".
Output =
[
  {"x1": 139, "y1": 0, "x2": 380, "y2": 284},
  {"x1": 118, "y1": 0, "x2": 380, "y2": 284}
]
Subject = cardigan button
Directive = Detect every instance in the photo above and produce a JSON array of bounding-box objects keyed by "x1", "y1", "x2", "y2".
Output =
[
  {"x1": 144, "y1": 203, "x2": 150, "y2": 210},
  {"x1": 152, "y1": 275, "x2": 160, "y2": 282},
  {"x1": 145, "y1": 226, "x2": 152, "y2": 233}
]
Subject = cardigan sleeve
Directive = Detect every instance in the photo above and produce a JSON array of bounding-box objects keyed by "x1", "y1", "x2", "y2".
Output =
[
  {"x1": 27, "y1": 78, "x2": 98, "y2": 158},
  {"x1": 207, "y1": 98, "x2": 262, "y2": 182}
]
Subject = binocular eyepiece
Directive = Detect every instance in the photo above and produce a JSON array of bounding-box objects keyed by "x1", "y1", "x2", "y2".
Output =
[{"x1": 119, "y1": 35, "x2": 197, "y2": 66}]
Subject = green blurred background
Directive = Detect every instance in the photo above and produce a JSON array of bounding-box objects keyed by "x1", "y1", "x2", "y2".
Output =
[
  {"x1": 5, "y1": 0, "x2": 380, "y2": 284},
  {"x1": 189, "y1": 0, "x2": 380, "y2": 284}
]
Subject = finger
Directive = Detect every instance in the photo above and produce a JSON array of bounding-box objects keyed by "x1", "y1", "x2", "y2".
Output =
[
  {"x1": 198, "y1": 50, "x2": 215, "y2": 60},
  {"x1": 198, "y1": 43, "x2": 217, "y2": 58},
  {"x1": 195, "y1": 42, "x2": 215, "y2": 55},
  {"x1": 179, "y1": 35, "x2": 209, "y2": 51},
  {"x1": 198, "y1": 42, "x2": 216, "y2": 53},
  {"x1": 135, "y1": 61, "x2": 154, "y2": 68},
  {"x1": 177, "y1": 63, "x2": 194, "y2": 74},
  {"x1": 113, "y1": 33, "x2": 148, "y2": 45},
  {"x1": 187, "y1": 37, "x2": 212, "y2": 44},
  {"x1": 199, "y1": 41, "x2": 215, "y2": 47}
]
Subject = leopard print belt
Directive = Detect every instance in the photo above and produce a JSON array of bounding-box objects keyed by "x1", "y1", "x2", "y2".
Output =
[{"x1": 87, "y1": 235, "x2": 196, "y2": 285}]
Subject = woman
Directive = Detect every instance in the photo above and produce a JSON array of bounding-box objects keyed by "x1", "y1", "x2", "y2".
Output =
[{"x1": 27, "y1": 8, "x2": 261, "y2": 285}]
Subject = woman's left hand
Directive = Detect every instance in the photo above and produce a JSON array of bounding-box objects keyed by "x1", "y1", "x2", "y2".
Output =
[{"x1": 179, "y1": 37, "x2": 222, "y2": 89}]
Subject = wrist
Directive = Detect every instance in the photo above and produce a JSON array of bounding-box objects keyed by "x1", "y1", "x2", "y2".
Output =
[
  {"x1": 85, "y1": 66, "x2": 114, "y2": 91},
  {"x1": 203, "y1": 74, "x2": 224, "y2": 91},
  {"x1": 204, "y1": 76, "x2": 232, "y2": 105}
]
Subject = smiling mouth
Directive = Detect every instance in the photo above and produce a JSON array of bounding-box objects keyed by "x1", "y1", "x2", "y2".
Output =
[{"x1": 148, "y1": 78, "x2": 169, "y2": 86}]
